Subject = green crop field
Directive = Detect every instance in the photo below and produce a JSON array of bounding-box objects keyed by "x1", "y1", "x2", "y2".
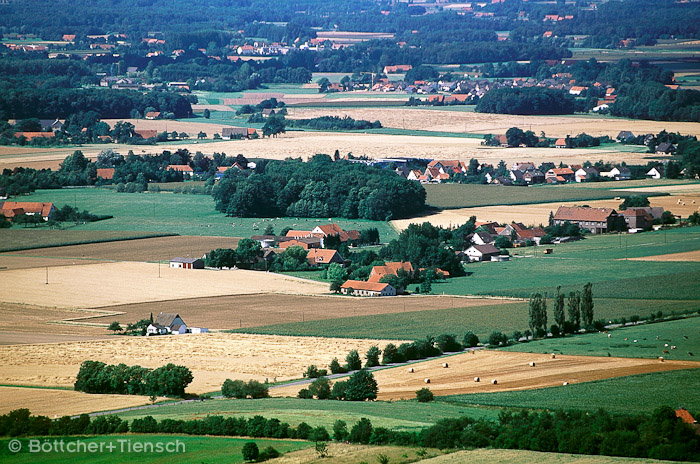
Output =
[
  {"x1": 236, "y1": 298, "x2": 700, "y2": 340},
  {"x1": 422, "y1": 181, "x2": 680, "y2": 209},
  {"x1": 438, "y1": 368, "x2": 700, "y2": 415},
  {"x1": 14, "y1": 188, "x2": 398, "y2": 240},
  {"x1": 0, "y1": 435, "x2": 311, "y2": 463},
  {"x1": 500, "y1": 316, "x2": 700, "y2": 361},
  {"x1": 0, "y1": 230, "x2": 173, "y2": 252},
  {"x1": 114, "y1": 397, "x2": 498, "y2": 431}
]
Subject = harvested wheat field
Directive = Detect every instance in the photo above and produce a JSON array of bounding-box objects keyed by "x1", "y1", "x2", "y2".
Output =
[
  {"x1": 628, "y1": 249, "x2": 700, "y2": 262},
  {"x1": 0, "y1": 261, "x2": 328, "y2": 309},
  {"x1": 284, "y1": 107, "x2": 700, "y2": 139},
  {"x1": 271, "y1": 350, "x2": 700, "y2": 400},
  {"x1": 267, "y1": 443, "x2": 445, "y2": 464},
  {"x1": 392, "y1": 194, "x2": 700, "y2": 230},
  {"x1": 81, "y1": 294, "x2": 513, "y2": 331},
  {"x1": 0, "y1": 333, "x2": 407, "y2": 394},
  {"x1": 0, "y1": 235, "x2": 240, "y2": 264},
  {"x1": 0, "y1": 386, "x2": 157, "y2": 417}
]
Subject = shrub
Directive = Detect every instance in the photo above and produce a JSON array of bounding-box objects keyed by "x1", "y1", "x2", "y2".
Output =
[
  {"x1": 303, "y1": 365, "x2": 327, "y2": 378},
  {"x1": 551, "y1": 324, "x2": 560, "y2": 337},
  {"x1": 435, "y1": 334, "x2": 462, "y2": 352},
  {"x1": 512, "y1": 330, "x2": 523, "y2": 342},
  {"x1": 397, "y1": 342, "x2": 418, "y2": 361},
  {"x1": 416, "y1": 388, "x2": 434, "y2": 403},
  {"x1": 309, "y1": 377, "x2": 331, "y2": 400},
  {"x1": 333, "y1": 419, "x2": 348, "y2": 441},
  {"x1": 346, "y1": 350, "x2": 362, "y2": 371},
  {"x1": 382, "y1": 343, "x2": 401, "y2": 364},
  {"x1": 330, "y1": 380, "x2": 348, "y2": 400},
  {"x1": 242, "y1": 442, "x2": 259, "y2": 462},
  {"x1": 295, "y1": 422, "x2": 312, "y2": 439},
  {"x1": 247, "y1": 380, "x2": 269, "y2": 399},
  {"x1": 309, "y1": 426, "x2": 330, "y2": 442},
  {"x1": 488, "y1": 331, "x2": 507, "y2": 346},
  {"x1": 365, "y1": 346, "x2": 381, "y2": 368},
  {"x1": 259, "y1": 446, "x2": 280, "y2": 461},
  {"x1": 463, "y1": 331, "x2": 479, "y2": 348},
  {"x1": 329, "y1": 357, "x2": 347, "y2": 374},
  {"x1": 349, "y1": 417, "x2": 373, "y2": 444},
  {"x1": 297, "y1": 388, "x2": 313, "y2": 399},
  {"x1": 222, "y1": 379, "x2": 248, "y2": 399},
  {"x1": 345, "y1": 370, "x2": 378, "y2": 401}
]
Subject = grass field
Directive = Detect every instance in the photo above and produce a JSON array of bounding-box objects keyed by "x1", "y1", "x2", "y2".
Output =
[
  {"x1": 236, "y1": 298, "x2": 700, "y2": 340},
  {"x1": 438, "y1": 368, "x2": 700, "y2": 416},
  {"x1": 0, "y1": 436, "x2": 311, "y2": 463},
  {"x1": 500, "y1": 316, "x2": 700, "y2": 361},
  {"x1": 422, "y1": 181, "x2": 683, "y2": 209},
  {"x1": 13, "y1": 188, "x2": 398, "y2": 240},
  {"x1": 0, "y1": 230, "x2": 174, "y2": 253},
  {"x1": 114, "y1": 397, "x2": 498, "y2": 431}
]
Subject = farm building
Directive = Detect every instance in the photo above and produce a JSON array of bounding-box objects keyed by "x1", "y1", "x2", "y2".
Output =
[
  {"x1": 166, "y1": 164, "x2": 194, "y2": 178},
  {"x1": 465, "y1": 244, "x2": 500, "y2": 262},
  {"x1": 278, "y1": 237, "x2": 322, "y2": 250},
  {"x1": 368, "y1": 261, "x2": 414, "y2": 282},
  {"x1": 221, "y1": 127, "x2": 258, "y2": 139},
  {"x1": 0, "y1": 201, "x2": 55, "y2": 221},
  {"x1": 306, "y1": 248, "x2": 344, "y2": 266},
  {"x1": 147, "y1": 313, "x2": 187, "y2": 335},
  {"x1": 552, "y1": 206, "x2": 626, "y2": 234},
  {"x1": 340, "y1": 280, "x2": 397, "y2": 297},
  {"x1": 621, "y1": 208, "x2": 654, "y2": 230},
  {"x1": 169, "y1": 257, "x2": 204, "y2": 269}
]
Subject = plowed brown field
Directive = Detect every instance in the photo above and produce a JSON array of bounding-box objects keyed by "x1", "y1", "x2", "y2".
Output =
[{"x1": 271, "y1": 350, "x2": 700, "y2": 400}]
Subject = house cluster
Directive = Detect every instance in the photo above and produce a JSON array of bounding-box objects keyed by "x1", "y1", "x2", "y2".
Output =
[
  {"x1": 250, "y1": 223, "x2": 359, "y2": 267},
  {"x1": 341, "y1": 261, "x2": 415, "y2": 297},
  {"x1": 460, "y1": 221, "x2": 546, "y2": 261},
  {"x1": 146, "y1": 312, "x2": 208, "y2": 336},
  {"x1": 552, "y1": 205, "x2": 664, "y2": 234},
  {"x1": 0, "y1": 201, "x2": 55, "y2": 221}
]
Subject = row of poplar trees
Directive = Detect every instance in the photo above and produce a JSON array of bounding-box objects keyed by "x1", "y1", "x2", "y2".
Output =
[{"x1": 529, "y1": 283, "x2": 594, "y2": 337}]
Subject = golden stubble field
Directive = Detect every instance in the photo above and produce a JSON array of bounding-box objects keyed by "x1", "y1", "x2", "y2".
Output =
[
  {"x1": 391, "y1": 193, "x2": 700, "y2": 230},
  {"x1": 271, "y1": 350, "x2": 700, "y2": 401},
  {"x1": 0, "y1": 261, "x2": 328, "y2": 309},
  {"x1": 0, "y1": 333, "x2": 408, "y2": 394}
]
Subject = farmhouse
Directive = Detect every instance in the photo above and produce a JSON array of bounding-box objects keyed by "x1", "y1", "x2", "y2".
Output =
[
  {"x1": 311, "y1": 223, "x2": 360, "y2": 244},
  {"x1": 383, "y1": 64, "x2": 412, "y2": 74},
  {"x1": 145, "y1": 111, "x2": 161, "y2": 120},
  {"x1": 341, "y1": 280, "x2": 397, "y2": 297},
  {"x1": 307, "y1": 248, "x2": 344, "y2": 266},
  {"x1": 552, "y1": 206, "x2": 626, "y2": 234},
  {"x1": 278, "y1": 237, "x2": 321, "y2": 250},
  {"x1": 221, "y1": 127, "x2": 258, "y2": 139},
  {"x1": 545, "y1": 168, "x2": 575, "y2": 183},
  {"x1": 656, "y1": 142, "x2": 676, "y2": 155},
  {"x1": 169, "y1": 257, "x2": 204, "y2": 269},
  {"x1": 465, "y1": 244, "x2": 500, "y2": 262},
  {"x1": 368, "y1": 261, "x2": 414, "y2": 282},
  {"x1": 621, "y1": 208, "x2": 653, "y2": 231},
  {"x1": 646, "y1": 166, "x2": 664, "y2": 179},
  {"x1": 0, "y1": 201, "x2": 55, "y2": 221},
  {"x1": 554, "y1": 138, "x2": 567, "y2": 148},
  {"x1": 166, "y1": 164, "x2": 194, "y2": 178},
  {"x1": 147, "y1": 313, "x2": 187, "y2": 335},
  {"x1": 250, "y1": 235, "x2": 277, "y2": 248}
]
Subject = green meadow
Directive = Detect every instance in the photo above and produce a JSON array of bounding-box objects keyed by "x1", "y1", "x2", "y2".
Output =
[
  {"x1": 113, "y1": 397, "x2": 498, "y2": 431},
  {"x1": 439, "y1": 368, "x2": 700, "y2": 415},
  {"x1": 13, "y1": 188, "x2": 398, "y2": 241},
  {"x1": 0, "y1": 435, "x2": 310, "y2": 464}
]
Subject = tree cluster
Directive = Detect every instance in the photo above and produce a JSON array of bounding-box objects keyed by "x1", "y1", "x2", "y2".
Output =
[
  {"x1": 476, "y1": 88, "x2": 576, "y2": 115},
  {"x1": 221, "y1": 379, "x2": 270, "y2": 399},
  {"x1": 286, "y1": 116, "x2": 381, "y2": 131},
  {"x1": 74, "y1": 360, "x2": 193, "y2": 397}
]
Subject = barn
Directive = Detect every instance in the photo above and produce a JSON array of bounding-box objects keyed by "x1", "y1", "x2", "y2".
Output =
[{"x1": 169, "y1": 257, "x2": 204, "y2": 269}]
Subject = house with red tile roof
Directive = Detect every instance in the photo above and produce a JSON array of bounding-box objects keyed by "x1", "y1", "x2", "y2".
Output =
[
  {"x1": 166, "y1": 165, "x2": 194, "y2": 179},
  {"x1": 0, "y1": 201, "x2": 55, "y2": 221},
  {"x1": 552, "y1": 206, "x2": 626, "y2": 234},
  {"x1": 368, "y1": 262, "x2": 414, "y2": 283},
  {"x1": 306, "y1": 248, "x2": 344, "y2": 267},
  {"x1": 341, "y1": 280, "x2": 396, "y2": 297},
  {"x1": 96, "y1": 168, "x2": 115, "y2": 180}
]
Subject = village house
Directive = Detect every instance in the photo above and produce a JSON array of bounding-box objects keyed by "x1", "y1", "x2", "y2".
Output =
[
  {"x1": 470, "y1": 230, "x2": 495, "y2": 246},
  {"x1": 221, "y1": 127, "x2": 258, "y2": 139},
  {"x1": 0, "y1": 201, "x2": 55, "y2": 221},
  {"x1": 39, "y1": 119, "x2": 64, "y2": 133},
  {"x1": 147, "y1": 313, "x2": 187, "y2": 335},
  {"x1": 552, "y1": 206, "x2": 626, "y2": 234},
  {"x1": 278, "y1": 237, "x2": 322, "y2": 250},
  {"x1": 656, "y1": 142, "x2": 676, "y2": 155},
  {"x1": 621, "y1": 208, "x2": 654, "y2": 231},
  {"x1": 554, "y1": 138, "x2": 567, "y2": 148},
  {"x1": 616, "y1": 131, "x2": 635, "y2": 143},
  {"x1": 575, "y1": 166, "x2": 600, "y2": 182},
  {"x1": 368, "y1": 261, "x2": 414, "y2": 283},
  {"x1": 166, "y1": 164, "x2": 194, "y2": 179},
  {"x1": 310, "y1": 223, "x2": 361, "y2": 244},
  {"x1": 306, "y1": 248, "x2": 344, "y2": 267},
  {"x1": 646, "y1": 166, "x2": 664, "y2": 179},
  {"x1": 340, "y1": 280, "x2": 397, "y2": 297},
  {"x1": 465, "y1": 244, "x2": 500, "y2": 262},
  {"x1": 545, "y1": 168, "x2": 575, "y2": 183},
  {"x1": 145, "y1": 111, "x2": 161, "y2": 120},
  {"x1": 600, "y1": 166, "x2": 632, "y2": 181},
  {"x1": 169, "y1": 257, "x2": 204, "y2": 269},
  {"x1": 250, "y1": 235, "x2": 276, "y2": 248}
]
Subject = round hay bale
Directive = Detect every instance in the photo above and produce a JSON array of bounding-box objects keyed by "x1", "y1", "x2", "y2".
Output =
[
  {"x1": 474, "y1": 377, "x2": 480, "y2": 382},
  {"x1": 551, "y1": 353, "x2": 556, "y2": 359},
  {"x1": 562, "y1": 382, "x2": 569, "y2": 386},
  {"x1": 658, "y1": 356, "x2": 664, "y2": 362},
  {"x1": 442, "y1": 363, "x2": 449, "y2": 368},
  {"x1": 491, "y1": 379, "x2": 498, "y2": 385},
  {"x1": 424, "y1": 378, "x2": 430, "y2": 384},
  {"x1": 529, "y1": 361, "x2": 536, "y2": 367},
  {"x1": 408, "y1": 367, "x2": 414, "y2": 373}
]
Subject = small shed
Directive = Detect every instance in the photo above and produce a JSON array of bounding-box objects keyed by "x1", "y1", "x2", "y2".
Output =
[{"x1": 170, "y1": 257, "x2": 204, "y2": 269}]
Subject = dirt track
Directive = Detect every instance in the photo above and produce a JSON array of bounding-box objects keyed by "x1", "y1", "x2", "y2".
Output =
[{"x1": 271, "y1": 350, "x2": 700, "y2": 400}]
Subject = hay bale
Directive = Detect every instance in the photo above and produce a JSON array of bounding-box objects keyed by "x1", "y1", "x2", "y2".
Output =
[
  {"x1": 407, "y1": 367, "x2": 414, "y2": 373},
  {"x1": 658, "y1": 356, "x2": 664, "y2": 362},
  {"x1": 529, "y1": 361, "x2": 536, "y2": 367},
  {"x1": 562, "y1": 382, "x2": 569, "y2": 386},
  {"x1": 551, "y1": 353, "x2": 556, "y2": 359},
  {"x1": 474, "y1": 377, "x2": 480, "y2": 382},
  {"x1": 424, "y1": 378, "x2": 430, "y2": 384},
  {"x1": 442, "y1": 363, "x2": 449, "y2": 368},
  {"x1": 491, "y1": 379, "x2": 498, "y2": 385}
]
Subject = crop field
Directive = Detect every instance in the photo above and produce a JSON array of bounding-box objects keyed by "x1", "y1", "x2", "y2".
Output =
[
  {"x1": 0, "y1": 261, "x2": 328, "y2": 309},
  {"x1": 0, "y1": 333, "x2": 405, "y2": 395},
  {"x1": 115, "y1": 397, "x2": 498, "y2": 431},
  {"x1": 270, "y1": 350, "x2": 700, "y2": 401},
  {"x1": 0, "y1": 235, "x2": 240, "y2": 263},
  {"x1": 630, "y1": 249, "x2": 700, "y2": 261},
  {"x1": 438, "y1": 368, "x2": 700, "y2": 416},
  {"x1": 500, "y1": 317, "x2": 700, "y2": 362},
  {"x1": 13, "y1": 188, "x2": 398, "y2": 240},
  {"x1": 85, "y1": 295, "x2": 502, "y2": 332},
  {"x1": 238, "y1": 298, "x2": 700, "y2": 340},
  {"x1": 270, "y1": 443, "x2": 448, "y2": 464},
  {"x1": 0, "y1": 436, "x2": 312, "y2": 464},
  {"x1": 0, "y1": 229, "x2": 173, "y2": 253},
  {"x1": 418, "y1": 448, "x2": 681, "y2": 464},
  {"x1": 0, "y1": 386, "x2": 156, "y2": 417}
]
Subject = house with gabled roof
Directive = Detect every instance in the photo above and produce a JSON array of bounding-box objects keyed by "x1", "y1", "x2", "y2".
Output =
[
  {"x1": 167, "y1": 164, "x2": 194, "y2": 179},
  {"x1": 621, "y1": 208, "x2": 653, "y2": 230},
  {"x1": 0, "y1": 201, "x2": 55, "y2": 221},
  {"x1": 147, "y1": 312, "x2": 187, "y2": 335},
  {"x1": 545, "y1": 168, "x2": 575, "y2": 183},
  {"x1": 368, "y1": 261, "x2": 414, "y2": 283},
  {"x1": 656, "y1": 142, "x2": 676, "y2": 155},
  {"x1": 169, "y1": 257, "x2": 204, "y2": 269},
  {"x1": 465, "y1": 244, "x2": 500, "y2": 262},
  {"x1": 552, "y1": 206, "x2": 626, "y2": 234},
  {"x1": 341, "y1": 280, "x2": 396, "y2": 297},
  {"x1": 646, "y1": 166, "x2": 664, "y2": 180},
  {"x1": 307, "y1": 248, "x2": 344, "y2": 267}
]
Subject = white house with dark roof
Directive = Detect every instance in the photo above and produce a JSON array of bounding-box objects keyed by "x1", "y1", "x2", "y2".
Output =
[
  {"x1": 169, "y1": 257, "x2": 204, "y2": 269},
  {"x1": 147, "y1": 313, "x2": 187, "y2": 335}
]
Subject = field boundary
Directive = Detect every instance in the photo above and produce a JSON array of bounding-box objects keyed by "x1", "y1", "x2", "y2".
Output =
[{"x1": 0, "y1": 232, "x2": 178, "y2": 253}]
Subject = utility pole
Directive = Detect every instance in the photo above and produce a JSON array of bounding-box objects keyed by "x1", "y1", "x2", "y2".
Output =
[{"x1": 45, "y1": 266, "x2": 48, "y2": 285}]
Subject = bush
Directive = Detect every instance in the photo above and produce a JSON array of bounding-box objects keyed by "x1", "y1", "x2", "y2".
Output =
[
  {"x1": 295, "y1": 422, "x2": 312, "y2": 439},
  {"x1": 297, "y1": 388, "x2": 313, "y2": 399},
  {"x1": 416, "y1": 388, "x2": 434, "y2": 403},
  {"x1": 488, "y1": 331, "x2": 507, "y2": 346},
  {"x1": 246, "y1": 380, "x2": 270, "y2": 399},
  {"x1": 309, "y1": 377, "x2": 331, "y2": 400},
  {"x1": 463, "y1": 331, "x2": 480, "y2": 348},
  {"x1": 333, "y1": 420, "x2": 348, "y2": 441},
  {"x1": 346, "y1": 350, "x2": 362, "y2": 371},
  {"x1": 397, "y1": 342, "x2": 418, "y2": 361},
  {"x1": 550, "y1": 324, "x2": 561, "y2": 337},
  {"x1": 242, "y1": 442, "x2": 259, "y2": 462},
  {"x1": 382, "y1": 343, "x2": 401, "y2": 364},
  {"x1": 365, "y1": 346, "x2": 381, "y2": 368},
  {"x1": 222, "y1": 379, "x2": 247, "y2": 399},
  {"x1": 345, "y1": 370, "x2": 378, "y2": 401},
  {"x1": 309, "y1": 426, "x2": 330, "y2": 442},
  {"x1": 435, "y1": 334, "x2": 462, "y2": 352},
  {"x1": 330, "y1": 380, "x2": 348, "y2": 400},
  {"x1": 349, "y1": 418, "x2": 373, "y2": 444},
  {"x1": 329, "y1": 357, "x2": 347, "y2": 374},
  {"x1": 259, "y1": 446, "x2": 280, "y2": 461},
  {"x1": 304, "y1": 365, "x2": 327, "y2": 378}
]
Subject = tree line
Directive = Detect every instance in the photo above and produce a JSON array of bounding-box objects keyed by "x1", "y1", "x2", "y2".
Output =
[
  {"x1": 476, "y1": 88, "x2": 576, "y2": 115},
  {"x1": 74, "y1": 360, "x2": 193, "y2": 397},
  {"x1": 2, "y1": 406, "x2": 698, "y2": 461}
]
